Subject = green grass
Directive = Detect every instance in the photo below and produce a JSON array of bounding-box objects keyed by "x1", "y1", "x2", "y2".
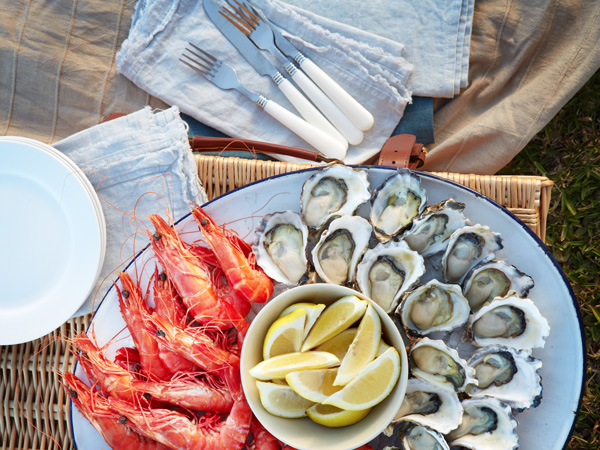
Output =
[{"x1": 499, "y1": 69, "x2": 600, "y2": 449}]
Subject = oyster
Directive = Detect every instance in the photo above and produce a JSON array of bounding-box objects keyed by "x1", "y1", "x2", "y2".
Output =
[
  {"x1": 441, "y1": 224, "x2": 503, "y2": 284},
  {"x1": 300, "y1": 165, "x2": 371, "y2": 233},
  {"x1": 408, "y1": 338, "x2": 476, "y2": 392},
  {"x1": 465, "y1": 291, "x2": 550, "y2": 351},
  {"x1": 370, "y1": 169, "x2": 427, "y2": 242},
  {"x1": 311, "y1": 215, "x2": 372, "y2": 285},
  {"x1": 394, "y1": 420, "x2": 450, "y2": 450},
  {"x1": 253, "y1": 211, "x2": 309, "y2": 284},
  {"x1": 355, "y1": 240, "x2": 425, "y2": 313},
  {"x1": 462, "y1": 260, "x2": 535, "y2": 311},
  {"x1": 447, "y1": 398, "x2": 519, "y2": 450},
  {"x1": 397, "y1": 280, "x2": 470, "y2": 336},
  {"x1": 466, "y1": 345, "x2": 543, "y2": 411},
  {"x1": 400, "y1": 200, "x2": 470, "y2": 257},
  {"x1": 391, "y1": 378, "x2": 463, "y2": 434}
]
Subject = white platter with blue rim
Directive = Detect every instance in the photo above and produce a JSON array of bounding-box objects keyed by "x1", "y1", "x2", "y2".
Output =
[
  {"x1": 0, "y1": 137, "x2": 106, "y2": 345},
  {"x1": 71, "y1": 166, "x2": 584, "y2": 450}
]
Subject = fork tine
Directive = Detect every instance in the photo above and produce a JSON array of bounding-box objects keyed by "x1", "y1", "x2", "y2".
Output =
[
  {"x1": 232, "y1": 0, "x2": 261, "y2": 23},
  {"x1": 181, "y1": 44, "x2": 221, "y2": 78},
  {"x1": 219, "y1": 4, "x2": 253, "y2": 34},
  {"x1": 222, "y1": 0, "x2": 259, "y2": 30}
]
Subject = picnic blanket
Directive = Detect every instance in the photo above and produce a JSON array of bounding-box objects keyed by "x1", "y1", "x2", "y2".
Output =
[{"x1": 1, "y1": 0, "x2": 599, "y2": 173}]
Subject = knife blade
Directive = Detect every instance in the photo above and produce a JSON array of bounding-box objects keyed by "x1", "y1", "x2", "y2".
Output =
[
  {"x1": 245, "y1": 0, "x2": 374, "y2": 132},
  {"x1": 203, "y1": 0, "x2": 347, "y2": 150}
]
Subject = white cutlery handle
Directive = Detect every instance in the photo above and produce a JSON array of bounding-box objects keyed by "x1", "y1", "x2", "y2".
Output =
[
  {"x1": 300, "y1": 57, "x2": 374, "y2": 131},
  {"x1": 290, "y1": 67, "x2": 364, "y2": 145},
  {"x1": 263, "y1": 99, "x2": 347, "y2": 160},
  {"x1": 277, "y1": 78, "x2": 348, "y2": 150}
]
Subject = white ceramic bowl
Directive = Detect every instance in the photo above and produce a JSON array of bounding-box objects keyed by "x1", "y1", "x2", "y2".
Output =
[{"x1": 241, "y1": 283, "x2": 409, "y2": 450}]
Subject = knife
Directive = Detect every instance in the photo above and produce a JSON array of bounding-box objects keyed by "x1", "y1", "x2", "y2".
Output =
[
  {"x1": 246, "y1": 0, "x2": 374, "y2": 132},
  {"x1": 203, "y1": 0, "x2": 347, "y2": 151}
]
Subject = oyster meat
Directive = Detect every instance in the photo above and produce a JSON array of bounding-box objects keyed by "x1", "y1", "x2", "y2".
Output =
[
  {"x1": 311, "y1": 215, "x2": 372, "y2": 285},
  {"x1": 300, "y1": 165, "x2": 371, "y2": 233},
  {"x1": 465, "y1": 291, "x2": 550, "y2": 351},
  {"x1": 370, "y1": 169, "x2": 427, "y2": 242},
  {"x1": 397, "y1": 279, "x2": 470, "y2": 336},
  {"x1": 390, "y1": 378, "x2": 463, "y2": 434},
  {"x1": 462, "y1": 260, "x2": 535, "y2": 311},
  {"x1": 400, "y1": 199, "x2": 470, "y2": 257},
  {"x1": 441, "y1": 224, "x2": 503, "y2": 284},
  {"x1": 408, "y1": 338, "x2": 476, "y2": 392},
  {"x1": 447, "y1": 398, "x2": 519, "y2": 450},
  {"x1": 355, "y1": 240, "x2": 425, "y2": 313},
  {"x1": 253, "y1": 210, "x2": 309, "y2": 285},
  {"x1": 466, "y1": 345, "x2": 543, "y2": 411},
  {"x1": 394, "y1": 420, "x2": 450, "y2": 450}
]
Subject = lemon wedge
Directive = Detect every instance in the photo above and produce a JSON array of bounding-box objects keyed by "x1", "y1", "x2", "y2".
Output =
[
  {"x1": 376, "y1": 338, "x2": 391, "y2": 357},
  {"x1": 315, "y1": 328, "x2": 358, "y2": 361},
  {"x1": 263, "y1": 307, "x2": 307, "y2": 360},
  {"x1": 306, "y1": 403, "x2": 372, "y2": 428},
  {"x1": 301, "y1": 295, "x2": 368, "y2": 351},
  {"x1": 250, "y1": 351, "x2": 340, "y2": 380},
  {"x1": 280, "y1": 302, "x2": 326, "y2": 340},
  {"x1": 256, "y1": 381, "x2": 315, "y2": 418},
  {"x1": 323, "y1": 347, "x2": 400, "y2": 411},
  {"x1": 334, "y1": 304, "x2": 382, "y2": 386},
  {"x1": 285, "y1": 368, "x2": 343, "y2": 403}
]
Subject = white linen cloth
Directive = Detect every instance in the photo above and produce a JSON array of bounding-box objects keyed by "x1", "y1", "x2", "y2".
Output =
[
  {"x1": 116, "y1": 0, "x2": 413, "y2": 164},
  {"x1": 54, "y1": 106, "x2": 207, "y2": 317},
  {"x1": 282, "y1": 0, "x2": 475, "y2": 98}
]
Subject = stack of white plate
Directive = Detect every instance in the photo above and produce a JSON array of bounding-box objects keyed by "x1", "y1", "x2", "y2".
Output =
[{"x1": 0, "y1": 137, "x2": 106, "y2": 345}]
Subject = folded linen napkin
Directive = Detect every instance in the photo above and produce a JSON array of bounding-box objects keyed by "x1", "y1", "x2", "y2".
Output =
[
  {"x1": 116, "y1": 0, "x2": 413, "y2": 164},
  {"x1": 282, "y1": 0, "x2": 475, "y2": 97},
  {"x1": 54, "y1": 106, "x2": 206, "y2": 317}
]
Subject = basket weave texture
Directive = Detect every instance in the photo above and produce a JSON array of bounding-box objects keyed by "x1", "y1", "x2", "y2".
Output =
[{"x1": 0, "y1": 155, "x2": 553, "y2": 450}]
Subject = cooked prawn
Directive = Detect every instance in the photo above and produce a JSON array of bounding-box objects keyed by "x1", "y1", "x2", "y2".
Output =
[
  {"x1": 149, "y1": 214, "x2": 246, "y2": 330},
  {"x1": 191, "y1": 206, "x2": 273, "y2": 305},
  {"x1": 73, "y1": 332, "x2": 234, "y2": 413},
  {"x1": 63, "y1": 373, "x2": 169, "y2": 450},
  {"x1": 150, "y1": 312, "x2": 240, "y2": 373},
  {"x1": 105, "y1": 388, "x2": 252, "y2": 450},
  {"x1": 117, "y1": 271, "x2": 174, "y2": 381},
  {"x1": 248, "y1": 415, "x2": 281, "y2": 450}
]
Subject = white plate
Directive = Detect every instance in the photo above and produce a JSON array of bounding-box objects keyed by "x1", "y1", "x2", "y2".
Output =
[
  {"x1": 71, "y1": 167, "x2": 585, "y2": 450},
  {"x1": 0, "y1": 137, "x2": 106, "y2": 345}
]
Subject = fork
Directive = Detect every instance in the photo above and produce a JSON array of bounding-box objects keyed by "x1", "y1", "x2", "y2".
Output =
[
  {"x1": 220, "y1": 0, "x2": 364, "y2": 146},
  {"x1": 180, "y1": 43, "x2": 347, "y2": 160}
]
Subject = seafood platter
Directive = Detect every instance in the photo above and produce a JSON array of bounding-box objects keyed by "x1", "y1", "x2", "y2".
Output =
[{"x1": 69, "y1": 165, "x2": 584, "y2": 450}]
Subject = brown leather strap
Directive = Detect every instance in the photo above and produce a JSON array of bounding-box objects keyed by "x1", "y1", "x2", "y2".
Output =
[
  {"x1": 189, "y1": 136, "x2": 341, "y2": 163},
  {"x1": 377, "y1": 134, "x2": 427, "y2": 169},
  {"x1": 103, "y1": 113, "x2": 426, "y2": 167}
]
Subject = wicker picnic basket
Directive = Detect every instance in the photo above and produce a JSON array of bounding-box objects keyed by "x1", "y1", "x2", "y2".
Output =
[{"x1": 0, "y1": 155, "x2": 554, "y2": 450}]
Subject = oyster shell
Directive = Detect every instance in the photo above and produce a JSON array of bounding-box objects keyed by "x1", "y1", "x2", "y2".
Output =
[
  {"x1": 370, "y1": 169, "x2": 427, "y2": 242},
  {"x1": 441, "y1": 224, "x2": 503, "y2": 284},
  {"x1": 447, "y1": 398, "x2": 519, "y2": 450},
  {"x1": 400, "y1": 199, "x2": 470, "y2": 257},
  {"x1": 390, "y1": 378, "x2": 463, "y2": 434},
  {"x1": 253, "y1": 210, "x2": 309, "y2": 284},
  {"x1": 393, "y1": 420, "x2": 450, "y2": 450},
  {"x1": 465, "y1": 291, "x2": 550, "y2": 351},
  {"x1": 466, "y1": 345, "x2": 543, "y2": 411},
  {"x1": 397, "y1": 280, "x2": 470, "y2": 336},
  {"x1": 408, "y1": 338, "x2": 476, "y2": 392},
  {"x1": 355, "y1": 240, "x2": 425, "y2": 313},
  {"x1": 300, "y1": 165, "x2": 371, "y2": 234},
  {"x1": 462, "y1": 260, "x2": 535, "y2": 311},
  {"x1": 311, "y1": 215, "x2": 372, "y2": 285}
]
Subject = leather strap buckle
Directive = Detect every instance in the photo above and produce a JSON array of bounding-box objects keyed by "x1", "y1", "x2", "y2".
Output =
[{"x1": 377, "y1": 134, "x2": 427, "y2": 169}]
